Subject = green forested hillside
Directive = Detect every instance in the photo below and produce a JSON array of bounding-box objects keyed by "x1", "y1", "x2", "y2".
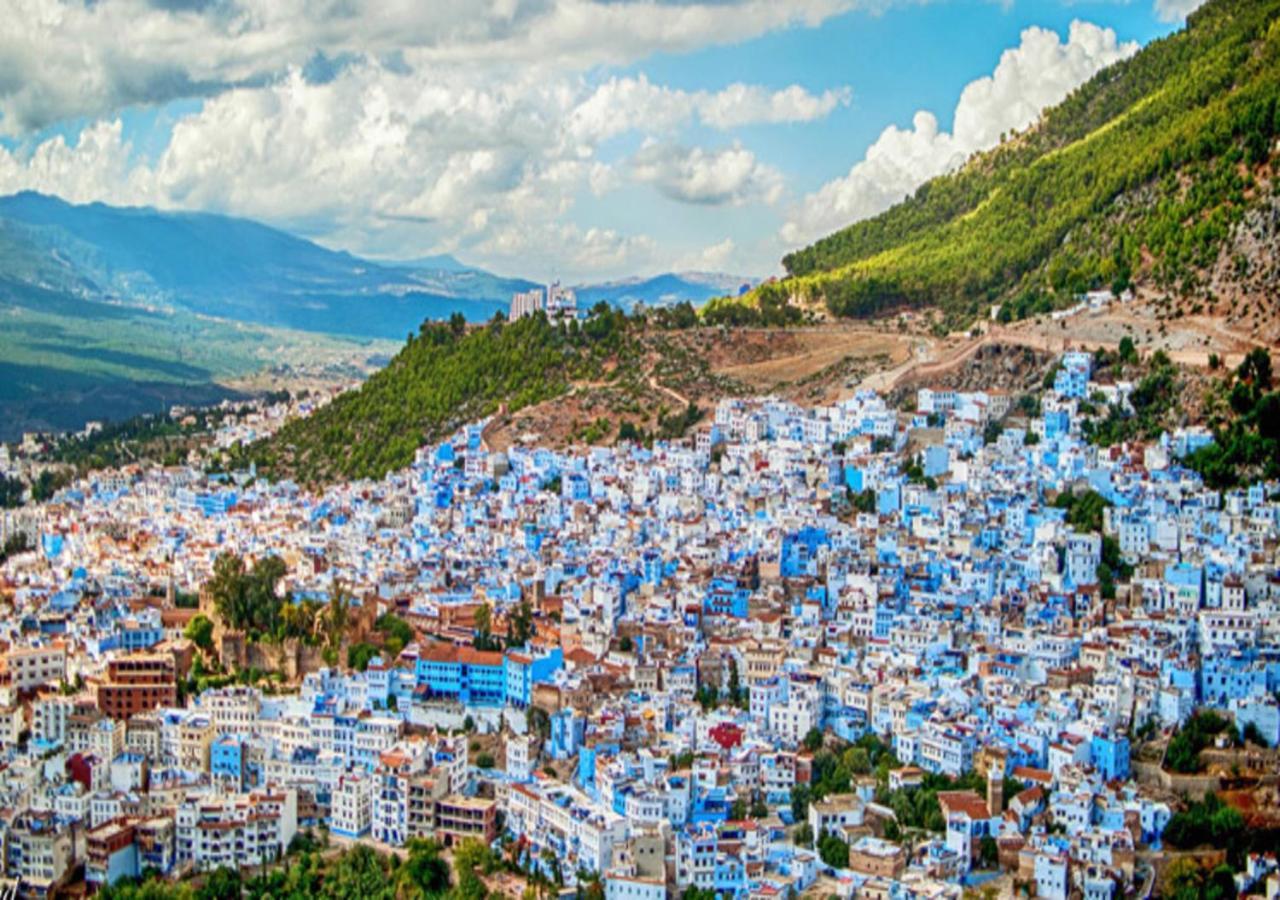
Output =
[
  {"x1": 252, "y1": 311, "x2": 637, "y2": 483},
  {"x1": 728, "y1": 0, "x2": 1280, "y2": 325}
]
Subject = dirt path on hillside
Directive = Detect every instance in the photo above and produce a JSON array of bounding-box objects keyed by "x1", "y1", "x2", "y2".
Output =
[
  {"x1": 715, "y1": 328, "x2": 914, "y2": 390},
  {"x1": 867, "y1": 299, "x2": 1276, "y2": 394},
  {"x1": 648, "y1": 374, "x2": 691, "y2": 408}
]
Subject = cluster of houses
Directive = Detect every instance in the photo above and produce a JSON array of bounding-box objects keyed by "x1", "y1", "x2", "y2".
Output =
[{"x1": 0, "y1": 348, "x2": 1278, "y2": 898}]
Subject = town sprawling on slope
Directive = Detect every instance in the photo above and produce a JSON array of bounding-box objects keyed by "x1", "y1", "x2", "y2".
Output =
[{"x1": 1, "y1": 0, "x2": 1280, "y2": 899}]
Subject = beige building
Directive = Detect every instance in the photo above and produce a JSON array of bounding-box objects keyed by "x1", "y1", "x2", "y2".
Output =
[
  {"x1": 178, "y1": 716, "x2": 216, "y2": 772},
  {"x1": 848, "y1": 836, "x2": 907, "y2": 878},
  {"x1": 175, "y1": 789, "x2": 298, "y2": 871},
  {"x1": 1, "y1": 642, "x2": 67, "y2": 692},
  {"x1": 3, "y1": 811, "x2": 79, "y2": 894},
  {"x1": 0, "y1": 703, "x2": 23, "y2": 751}
]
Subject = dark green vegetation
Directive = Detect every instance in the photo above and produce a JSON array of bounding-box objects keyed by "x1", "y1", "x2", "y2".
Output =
[
  {"x1": 789, "y1": 734, "x2": 899, "y2": 823},
  {"x1": 0, "y1": 468, "x2": 77, "y2": 508},
  {"x1": 1052, "y1": 489, "x2": 1111, "y2": 534},
  {"x1": 254, "y1": 312, "x2": 621, "y2": 482},
  {"x1": 1080, "y1": 350, "x2": 1183, "y2": 447},
  {"x1": 0, "y1": 533, "x2": 32, "y2": 564},
  {"x1": 205, "y1": 553, "x2": 292, "y2": 641},
  {"x1": 31, "y1": 399, "x2": 291, "y2": 475},
  {"x1": 878, "y1": 771, "x2": 1026, "y2": 837},
  {"x1": 202, "y1": 550, "x2": 423, "y2": 676},
  {"x1": 1163, "y1": 857, "x2": 1240, "y2": 900},
  {"x1": 470, "y1": 599, "x2": 534, "y2": 653},
  {"x1": 817, "y1": 833, "x2": 850, "y2": 868},
  {"x1": 96, "y1": 835, "x2": 492, "y2": 900},
  {"x1": 1050, "y1": 489, "x2": 1132, "y2": 597},
  {"x1": 1165, "y1": 709, "x2": 1237, "y2": 773},
  {"x1": 702, "y1": 290, "x2": 807, "y2": 327},
  {"x1": 45, "y1": 410, "x2": 215, "y2": 470},
  {"x1": 1185, "y1": 347, "x2": 1280, "y2": 487},
  {"x1": 788, "y1": 734, "x2": 1023, "y2": 846},
  {"x1": 723, "y1": 0, "x2": 1280, "y2": 325},
  {"x1": 0, "y1": 473, "x2": 23, "y2": 508},
  {"x1": 694, "y1": 663, "x2": 748, "y2": 712},
  {"x1": 617, "y1": 402, "x2": 707, "y2": 447},
  {"x1": 252, "y1": 308, "x2": 736, "y2": 485},
  {"x1": 1161, "y1": 789, "x2": 1280, "y2": 885},
  {"x1": 204, "y1": 552, "x2": 352, "y2": 659},
  {"x1": 1163, "y1": 792, "x2": 1246, "y2": 862},
  {"x1": 1096, "y1": 534, "x2": 1133, "y2": 600}
]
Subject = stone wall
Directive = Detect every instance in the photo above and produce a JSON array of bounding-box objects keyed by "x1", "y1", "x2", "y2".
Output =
[
  {"x1": 1199, "y1": 746, "x2": 1280, "y2": 775},
  {"x1": 1132, "y1": 760, "x2": 1221, "y2": 796},
  {"x1": 217, "y1": 632, "x2": 336, "y2": 682}
]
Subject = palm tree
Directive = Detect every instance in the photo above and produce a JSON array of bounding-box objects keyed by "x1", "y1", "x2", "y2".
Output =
[
  {"x1": 324, "y1": 580, "x2": 352, "y2": 651},
  {"x1": 208, "y1": 552, "x2": 249, "y2": 629}
]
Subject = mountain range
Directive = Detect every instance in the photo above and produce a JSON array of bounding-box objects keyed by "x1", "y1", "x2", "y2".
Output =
[{"x1": 0, "y1": 192, "x2": 749, "y2": 439}]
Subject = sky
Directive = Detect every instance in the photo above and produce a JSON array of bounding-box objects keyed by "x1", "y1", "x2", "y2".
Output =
[{"x1": 0, "y1": 0, "x2": 1203, "y2": 282}]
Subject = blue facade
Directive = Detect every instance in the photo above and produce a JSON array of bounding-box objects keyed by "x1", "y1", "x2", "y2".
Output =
[
  {"x1": 1054, "y1": 353, "x2": 1092, "y2": 398},
  {"x1": 503, "y1": 648, "x2": 564, "y2": 708},
  {"x1": 923, "y1": 444, "x2": 949, "y2": 478},
  {"x1": 464, "y1": 658, "x2": 506, "y2": 706},
  {"x1": 415, "y1": 655, "x2": 464, "y2": 696},
  {"x1": 119, "y1": 625, "x2": 164, "y2": 651},
  {"x1": 1090, "y1": 734, "x2": 1130, "y2": 782},
  {"x1": 641, "y1": 550, "x2": 665, "y2": 585},
  {"x1": 780, "y1": 527, "x2": 829, "y2": 577},
  {"x1": 1043, "y1": 410, "x2": 1071, "y2": 440},
  {"x1": 549, "y1": 708, "x2": 584, "y2": 758},
  {"x1": 877, "y1": 485, "x2": 901, "y2": 516},
  {"x1": 417, "y1": 646, "x2": 562, "y2": 708},
  {"x1": 704, "y1": 576, "x2": 750, "y2": 618},
  {"x1": 563, "y1": 473, "x2": 591, "y2": 501},
  {"x1": 210, "y1": 735, "x2": 246, "y2": 789}
]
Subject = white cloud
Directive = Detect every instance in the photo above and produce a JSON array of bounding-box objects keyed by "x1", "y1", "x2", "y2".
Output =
[
  {"x1": 781, "y1": 19, "x2": 1138, "y2": 246},
  {"x1": 566, "y1": 75, "x2": 849, "y2": 146},
  {"x1": 1153, "y1": 0, "x2": 1206, "y2": 23},
  {"x1": 631, "y1": 141, "x2": 784, "y2": 206},
  {"x1": 0, "y1": 59, "x2": 817, "y2": 275},
  {"x1": 699, "y1": 83, "x2": 852, "y2": 130},
  {"x1": 0, "y1": 0, "x2": 859, "y2": 135},
  {"x1": 479, "y1": 220, "x2": 658, "y2": 276},
  {"x1": 0, "y1": 119, "x2": 152, "y2": 204},
  {"x1": 1, "y1": 2, "x2": 1141, "y2": 280},
  {"x1": 0, "y1": 3, "x2": 860, "y2": 278},
  {"x1": 675, "y1": 237, "x2": 738, "y2": 272}
]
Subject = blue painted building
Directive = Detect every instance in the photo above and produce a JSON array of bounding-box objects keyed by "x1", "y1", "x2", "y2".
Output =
[
  {"x1": 414, "y1": 645, "x2": 505, "y2": 707},
  {"x1": 503, "y1": 647, "x2": 564, "y2": 708},
  {"x1": 210, "y1": 734, "x2": 246, "y2": 790},
  {"x1": 704, "y1": 576, "x2": 750, "y2": 618},
  {"x1": 780, "y1": 527, "x2": 829, "y2": 577},
  {"x1": 1090, "y1": 733, "x2": 1130, "y2": 782}
]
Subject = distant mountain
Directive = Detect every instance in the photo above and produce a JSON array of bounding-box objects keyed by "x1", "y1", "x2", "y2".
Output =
[
  {"x1": 0, "y1": 192, "x2": 751, "y2": 333},
  {"x1": 391, "y1": 253, "x2": 471, "y2": 272},
  {"x1": 391, "y1": 256, "x2": 540, "y2": 307},
  {"x1": 0, "y1": 192, "x2": 756, "y2": 438},
  {"x1": 0, "y1": 192, "x2": 506, "y2": 339},
  {"x1": 573, "y1": 272, "x2": 755, "y2": 311},
  {"x1": 718, "y1": 0, "x2": 1280, "y2": 334}
]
